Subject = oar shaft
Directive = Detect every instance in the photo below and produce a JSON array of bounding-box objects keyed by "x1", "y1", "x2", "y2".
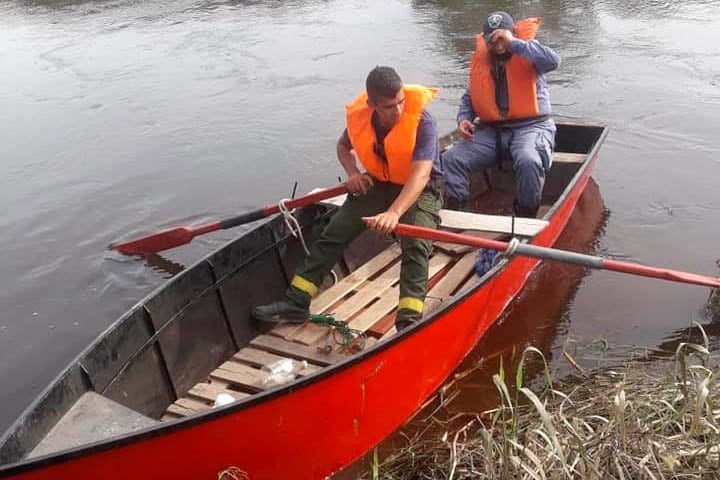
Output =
[
  {"x1": 112, "y1": 183, "x2": 349, "y2": 255},
  {"x1": 219, "y1": 184, "x2": 348, "y2": 230},
  {"x1": 514, "y1": 242, "x2": 603, "y2": 269},
  {"x1": 262, "y1": 184, "x2": 349, "y2": 216},
  {"x1": 391, "y1": 223, "x2": 720, "y2": 289},
  {"x1": 219, "y1": 209, "x2": 265, "y2": 230}
]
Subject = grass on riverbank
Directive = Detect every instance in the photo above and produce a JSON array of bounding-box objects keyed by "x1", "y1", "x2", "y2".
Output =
[{"x1": 365, "y1": 322, "x2": 720, "y2": 479}]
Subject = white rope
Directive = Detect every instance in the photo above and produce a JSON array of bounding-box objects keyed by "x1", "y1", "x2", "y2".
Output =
[
  {"x1": 278, "y1": 199, "x2": 310, "y2": 255},
  {"x1": 504, "y1": 237, "x2": 520, "y2": 257},
  {"x1": 277, "y1": 198, "x2": 338, "y2": 285},
  {"x1": 493, "y1": 237, "x2": 520, "y2": 266}
]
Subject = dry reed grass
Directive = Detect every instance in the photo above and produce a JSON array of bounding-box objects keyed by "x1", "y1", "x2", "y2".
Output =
[{"x1": 364, "y1": 322, "x2": 720, "y2": 479}]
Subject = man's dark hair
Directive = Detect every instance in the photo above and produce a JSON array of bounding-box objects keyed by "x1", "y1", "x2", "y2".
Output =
[{"x1": 366, "y1": 66, "x2": 403, "y2": 102}]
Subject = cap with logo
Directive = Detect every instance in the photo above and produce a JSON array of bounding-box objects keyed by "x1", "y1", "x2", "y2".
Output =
[{"x1": 482, "y1": 11, "x2": 514, "y2": 43}]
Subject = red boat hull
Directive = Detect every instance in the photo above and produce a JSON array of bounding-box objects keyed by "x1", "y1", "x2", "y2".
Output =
[{"x1": 1, "y1": 150, "x2": 599, "y2": 479}]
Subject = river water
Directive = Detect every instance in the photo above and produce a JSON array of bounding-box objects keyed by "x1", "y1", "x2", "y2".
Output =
[{"x1": 1, "y1": 0, "x2": 719, "y2": 455}]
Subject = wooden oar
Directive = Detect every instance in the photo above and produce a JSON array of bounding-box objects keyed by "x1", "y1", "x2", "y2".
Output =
[
  {"x1": 381, "y1": 221, "x2": 720, "y2": 289},
  {"x1": 111, "y1": 184, "x2": 348, "y2": 255}
]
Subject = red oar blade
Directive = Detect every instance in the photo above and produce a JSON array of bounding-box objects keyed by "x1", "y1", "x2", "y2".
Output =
[
  {"x1": 602, "y1": 259, "x2": 720, "y2": 289},
  {"x1": 111, "y1": 184, "x2": 348, "y2": 256},
  {"x1": 110, "y1": 223, "x2": 220, "y2": 255}
]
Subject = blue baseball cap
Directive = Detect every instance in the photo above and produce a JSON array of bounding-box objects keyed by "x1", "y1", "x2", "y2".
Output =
[{"x1": 483, "y1": 11, "x2": 514, "y2": 43}]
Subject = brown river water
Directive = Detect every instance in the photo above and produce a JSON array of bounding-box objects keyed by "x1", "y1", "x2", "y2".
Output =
[{"x1": 1, "y1": 0, "x2": 719, "y2": 467}]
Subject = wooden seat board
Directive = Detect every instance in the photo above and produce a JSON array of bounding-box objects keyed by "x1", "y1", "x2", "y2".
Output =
[
  {"x1": 552, "y1": 152, "x2": 586, "y2": 163},
  {"x1": 290, "y1": 261, "x2": 404, "y2": 346},
  {"x1": 439, "y1": 210, "x2": 547, "y2": 236},
  {"x1": 176, "y1": 397, "x2": 211, "y2": 411},
  {"x1": 309, "y1": 244, "x2": 402, "y2": 312},
  {"x1": 342, "y1": 252, "x2": 454, "y2": 335},
  {"x1": 187, "y1": 381, "x2": 250, "y2": 404},
  {"x1": 166, "y1": 397, "x2": 215, "y2": 418},
  {"x1": 314, "y1": 193, "x2": 547, "y2": 236},
  {"x1": 250, "y1": 334, "x2": 346, "y2": 366},
  {"x1": 455, "y1": 271, "x2": 482, "y2": 297},
  {"x1": 166, "y1": 404, "x2": 196, "y2": 418},
  {"x1": 233, "y1": 347, "x2": 321, "y2": 374},
  {"x1": 211, "y1": 361, "x2": 268, "y2": 392},
  {"x1": 424, "y1": 250, "x2": 478, "y2": 314},
  {"x1": 272, "y1": 244, "x2": 402, "y2": 339},
  {"x1": 434, "y1": 230, "x2": 505, "y2": 255}
]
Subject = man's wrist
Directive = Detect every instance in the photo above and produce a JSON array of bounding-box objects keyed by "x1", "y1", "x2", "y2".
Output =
[
  {"x1": 457, "y1": 115, "x2": 473, "y2": 126},
  {"x1": 510, "y1": 38, "x2": 526, "y2": 53}
]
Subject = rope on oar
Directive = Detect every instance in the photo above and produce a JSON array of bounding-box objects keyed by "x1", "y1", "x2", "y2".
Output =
[
  {"x1": 278, "y1": 198, "x2": 310, "y2": 255},
  {"x1": 277, "y1": 198, "x2": 338, "y2": 285},
  {"x1": 494, "y1": 237, "x2": 520, "y2": 264},
  {"x1": 311, "y1": 314, "x2": 366, "y2": 352}
]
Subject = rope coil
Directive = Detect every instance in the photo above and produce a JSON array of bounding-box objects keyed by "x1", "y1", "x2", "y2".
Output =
[{"x1": 311, "y1": 314, "x2": 366, "y2": 352}]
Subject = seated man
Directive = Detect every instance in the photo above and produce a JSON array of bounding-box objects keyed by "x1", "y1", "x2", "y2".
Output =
[
  {"x1": 253, "y1": 66, "x2": 443, "y2": 332},
  {"x1": 442, "y1": 11, "x2": 560, "y2": 217}
]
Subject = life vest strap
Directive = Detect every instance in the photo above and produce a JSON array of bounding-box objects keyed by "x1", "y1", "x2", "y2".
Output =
[{"x1": 475, "y1": 114, "x2": 551, "y2": 129}]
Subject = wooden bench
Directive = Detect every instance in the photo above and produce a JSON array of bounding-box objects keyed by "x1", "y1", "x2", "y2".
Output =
[
  {"x1": 316, "y1": 194, "x2": 548, "y2": 236},
  {"x1": 552, "y1": 152, "x2": 587, "y2": 163}
]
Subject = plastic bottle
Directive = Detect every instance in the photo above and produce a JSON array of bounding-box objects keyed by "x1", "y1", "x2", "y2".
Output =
[
  {"x1": 260, "y1": 358, "x2": 308, "y2": 387},
  {"x1": 213, "y1": 393, "x2": 236, "y2": 408}
]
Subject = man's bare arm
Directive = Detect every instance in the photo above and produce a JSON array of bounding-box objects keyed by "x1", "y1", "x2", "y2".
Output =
[{"x1": 337, "y1": 134, "x2": 373, "y2": 195}]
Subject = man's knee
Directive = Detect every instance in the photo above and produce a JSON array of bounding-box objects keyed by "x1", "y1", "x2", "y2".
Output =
[
  {"x1": 441, "y1": 146, "x2": 471, "y2": 204},
  {"x1": 400, "y1": 236, "x2": 433, "y2": 258},
  {"x1": 513, "y1": 148, "x2": 544, "y2": 173},
  {"x1": 441, "y1": 144, "x2": 466, "y2": 174},
  {"x1": 512, "y1": 149, "x2": 545, "y2": 209}
]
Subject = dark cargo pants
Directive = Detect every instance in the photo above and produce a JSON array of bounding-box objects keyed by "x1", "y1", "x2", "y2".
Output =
[{"x1": 285, "y1": 180, "x2": 442, "y2": 325}]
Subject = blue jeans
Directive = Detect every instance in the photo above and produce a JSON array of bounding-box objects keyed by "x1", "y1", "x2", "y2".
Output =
[{"x1": 442, "y1": 119, "x2": 556, "y2": 209}]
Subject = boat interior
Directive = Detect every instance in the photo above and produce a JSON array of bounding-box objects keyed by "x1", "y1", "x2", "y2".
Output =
[{"x1": 0, "y1": 124, "x2": 606, "y2": 467}]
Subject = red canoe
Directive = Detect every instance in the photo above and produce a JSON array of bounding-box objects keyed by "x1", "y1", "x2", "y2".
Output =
[{"x1": 0, "y1": 123, "x2": 608, "y2": 479}]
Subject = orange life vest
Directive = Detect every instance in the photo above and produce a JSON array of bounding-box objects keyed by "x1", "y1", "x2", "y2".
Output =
[
  {"x1": 469, "y1": 17, "x2": 542, "y2": 122},
  {"x1": 345, "y1": 84, "x2": 438, "y2": 185}
]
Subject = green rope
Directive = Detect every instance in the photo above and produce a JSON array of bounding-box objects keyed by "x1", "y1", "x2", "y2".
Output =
[{"x1": 310, "y1": 314, "x2": 366, "y2": 351}]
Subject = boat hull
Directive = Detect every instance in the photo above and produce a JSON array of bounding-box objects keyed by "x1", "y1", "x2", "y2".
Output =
[{"x1": 0, "y1": 126, "x2": 605, "y2": 480}]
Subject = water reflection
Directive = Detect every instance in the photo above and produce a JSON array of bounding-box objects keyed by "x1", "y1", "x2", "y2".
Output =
[{"x1": 654, "y1": 283, "x2": 720, "y2": 355}]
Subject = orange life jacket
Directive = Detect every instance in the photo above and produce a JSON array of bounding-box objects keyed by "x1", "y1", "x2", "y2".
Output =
[
  {"x1": 469, "y1": 17, "x2": 542, "y2": 122},
  {"x1": 345, "y1": 84, "x2": 438, "y2": 185}
]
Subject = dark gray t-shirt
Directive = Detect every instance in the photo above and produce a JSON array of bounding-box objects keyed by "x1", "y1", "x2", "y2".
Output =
[{"x1": 341, "y1": 109, "x2": 442, "y2": 178}]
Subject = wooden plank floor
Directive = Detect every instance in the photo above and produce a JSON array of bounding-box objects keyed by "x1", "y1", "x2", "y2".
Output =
[
  {"x1": 162, "y1": 343, "x2": 329, "y2": 421},
  {"x1": 163, "y1": 238, "x2": 495, "y2": 421}
]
